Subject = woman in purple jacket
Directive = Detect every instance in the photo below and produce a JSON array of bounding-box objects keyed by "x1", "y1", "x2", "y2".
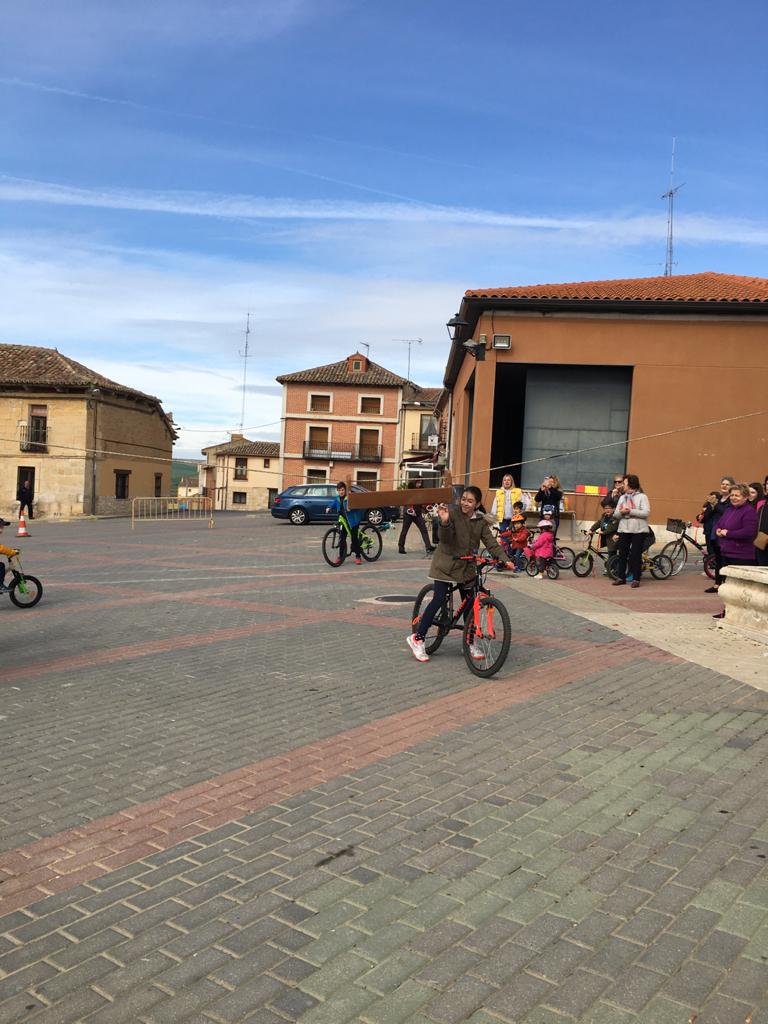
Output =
[{"x1": 712, "y1": 482, "x2": 758, "y2": 618}]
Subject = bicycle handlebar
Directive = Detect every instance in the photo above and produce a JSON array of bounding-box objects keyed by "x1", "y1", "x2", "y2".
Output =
[{"x1": 459, "y1": 555, "x2": 505, "y2": 567}]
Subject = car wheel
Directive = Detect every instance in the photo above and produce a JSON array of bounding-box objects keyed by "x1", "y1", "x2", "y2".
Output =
[
  {"x1": 367, "y1": 508, "x2": 384, "y2": 526},
  {"x1": 289, "y1": 507, "x2": 308, "y2": 525}
]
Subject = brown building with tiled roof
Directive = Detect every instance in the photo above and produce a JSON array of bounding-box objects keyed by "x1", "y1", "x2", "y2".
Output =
[
  {"x1": 277, "y1": 353, "x2": 420, "y2": 502},
  {"x1": 444, "y1": 272, "x2": 768, "y2": 526},
  {"x1": 200, "y1": 434, "x2": 281, "y2": 512},
  {"x1": 0, "y1": 344, "x2": 176, "y2": 518}
]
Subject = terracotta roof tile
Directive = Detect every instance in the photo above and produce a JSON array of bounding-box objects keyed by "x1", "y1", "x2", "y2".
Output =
[
  {"x1": 216, "y1": 440, "x2": 280, "y2": 458},
  {"x1": 0, "y1": 343, "x2": 162, "y2": 402},
  {"x1": 465, "y1": 272, "x2": 768, "y2": 303},
  {"x1": 277, "y1": 354, "x2": 407, "y2": 387}
]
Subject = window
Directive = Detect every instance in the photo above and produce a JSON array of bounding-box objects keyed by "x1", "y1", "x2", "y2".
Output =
[
  {"x1": 154, "y1": 473, "x2": 162, "y2": 498},
  {"x1": 232, "y1": 491, "x2": 247, "y2": 504},
  {"x1": 306, "y1": 469, "x2": 327, "y2": 484},
  {"x1": 22, "y1": 404, "x2": 48, "y2": 452},
  {"x1": 115, "y1": 471, "x2": 130, "y2": 499},
  {"x1": 356, "y1": 472, "x2": 378, "y2": 490},
  {"x1": 309, "y1": 393, "x2": 331, "y2": 412},
  {"x1": 352, "y1": 360, "x2": 362, "y2": 371},
  {"x1": 360, "y1": 396, "x2": 382, "y2": 415},
  {"x1": 306, "y1": 426, "x2": 330, "y2": 457},
  {"x1": 358, "y1": 428, "x2": 380, "y2": 459},
  {"x1": 234, "y1": 457, "x2": 248, "y2": 480},
  {"x1": 263, "y1": 458, "x2": 270, "y2": 468}
]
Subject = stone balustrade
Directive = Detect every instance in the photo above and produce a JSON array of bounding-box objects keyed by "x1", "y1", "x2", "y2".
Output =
[{"x1": 718, "y1": 565, "x2": 768, "y2": 641}]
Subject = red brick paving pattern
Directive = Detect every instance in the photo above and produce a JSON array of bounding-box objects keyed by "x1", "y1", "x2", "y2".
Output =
[{"x1": 0, "y1": 636, "x2": 674, "y2": 914}]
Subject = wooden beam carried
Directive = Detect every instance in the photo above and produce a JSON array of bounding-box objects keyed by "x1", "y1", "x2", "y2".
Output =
[{"x1": 346, "y1": 472, "x2": 454, "y2": 511}]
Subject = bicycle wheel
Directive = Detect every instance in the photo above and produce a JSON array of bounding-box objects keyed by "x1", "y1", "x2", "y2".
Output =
[
  {"x1": 358, "y1": 524, "x2": 382, "y2": 562},
  {"x1": 411, "y1": 584, "x2": 450, "y2": 655},
  {"x1": 546, "y1": 562, "x2": 560, "y2": 580},
  {"x1": 650, "y1": 554, "x2": 673, "y2": 580},
  {"x1": 660, "y1": 540, "x2": 686, "y2": 576},
  {"x1": 606, "y1": 554, "x2": 621, "y2": 580},
  {"x1": 704, "y1": 553, "x2": 716, "y2": 580},
  {"x1": 321, "y1": 526, "x2": 345, "y2": 566},
  {"x1": 554, "y1": 546, "x2": 575, "y2": 570},
  {"x1": 9, "y1": 574, "x2": 43, "y2": 608},
  {"x1": 463, "y1": 596, "x2": 511, "y2": 678},
  {"x1": 517, "y1": 554, "x2": 529, "y2": 573},
  {"x1": 526, "y1": 558, "x2": 538, "y2": 577},
  {"x1": 572, "y1": 552, "x2": 594, "y2": 577}
]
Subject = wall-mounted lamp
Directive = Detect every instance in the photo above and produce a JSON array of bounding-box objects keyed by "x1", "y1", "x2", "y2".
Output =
[
  {"x1": 492, "y1": 335, "x2": 511, "y2": 350},
  {"x1": 445, "y1": 313, "x2": 469, "y2": 341}
]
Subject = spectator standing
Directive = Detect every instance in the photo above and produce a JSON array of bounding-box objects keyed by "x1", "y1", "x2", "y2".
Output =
[
  {"x1": 535, "y1": 475, "x2": 563, "y2": 536},
  {"x1": 748, "y1": 482, "x2": 765, "y2": 507},
  {"x1": 706, "y1": 476, "x2": 736, "y2": 592},
  {"x1": 601, "y1": 475, "x2": 625, "y2": 509},
  {"x1": 713, "y1": 483, "x2": 758, "y2": 617},
  {"x1": 494, "y1": 473, "x2": 522, "y2": 550},
  {"x1": 697, "y1": 492, "x2": 720, "y2": 557},
  {"x1": 611, "y1": 474, "x2": 650, "y2": 589},
  {"x1": 398, "y1": 479, "x2": 435, "y2": 556},
  {"x1": 756, "y1": 495, "x2": 768, "y2": 567},
  {"x1": 17, "y1": 478, "x2": 34, "y2": 520}
]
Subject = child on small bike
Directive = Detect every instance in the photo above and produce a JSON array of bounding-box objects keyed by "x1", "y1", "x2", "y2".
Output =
[
  {"x1": 502, "y1": 513, "x2": 530, "y2": 572},
  {"x1": 0, "y1": 518, "x2": 16, "y2": 592},
  {"x1": 326, "y1": 481, "x2": 363, "y2": 565},
  {"x1": 588, "y1": 500, "x2": 620, "y2": 574},
  {"x1": 530, "y1": 517, "x2": 556, "y2": 579},
  {"x1": 407, "y1": 486, "x2": 513, "y2": 662}
]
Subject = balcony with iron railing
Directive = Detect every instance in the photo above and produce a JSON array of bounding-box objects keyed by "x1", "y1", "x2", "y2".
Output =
[
  {"x1": 19, "y1": 423, "x2": 48, "y2": 452},
  {"x1": 410, "y1": 432, "x2": 439, "y2": 452},
  {"x1": 303, "y1": 441, "x2": 383, "y2": 462}
]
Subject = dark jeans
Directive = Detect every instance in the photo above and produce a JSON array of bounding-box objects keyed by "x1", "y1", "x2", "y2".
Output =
[
  {"x1": 757, "y1": 546, "x2": 768, "y2": 567},
  {"x1": 339, "y1": 522, "x2": 361, "y2": 559},
  {"x1": 399, "y1": 512, "x2": 431, "y2": 552},
  {"x1": 19, "y1": 500, "x2": 33, "y2": 520},
  {"x1": 614, "y1": 532, "x2": 646, "y2": 581},
  {"x1": 415, "y1": 580, "x2": 473, "y2": 641}
]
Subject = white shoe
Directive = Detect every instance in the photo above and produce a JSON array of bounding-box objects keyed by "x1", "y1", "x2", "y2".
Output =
[
  {"x1": 536, "y1": 574, "x2": 545, "y2": 580},
  {"x1": 468, "y1": 641, "x2": 484, "y2": 660},
  {"x1": 407, "y1": 634, "x2": 429, "y2": 662}
]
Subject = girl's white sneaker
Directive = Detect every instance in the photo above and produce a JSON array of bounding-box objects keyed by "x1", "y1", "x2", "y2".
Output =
[{"x1": 406, "y1": 634, "x2": 429, "y2": 662}]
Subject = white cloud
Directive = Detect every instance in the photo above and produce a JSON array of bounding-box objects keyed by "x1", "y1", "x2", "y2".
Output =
[{"x1": 2, "y1": 175, "x2": 767, "y2": 248}]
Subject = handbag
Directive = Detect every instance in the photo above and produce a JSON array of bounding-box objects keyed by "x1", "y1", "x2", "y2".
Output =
[{"x1": 754, "y1": 531, "x2": 768, "y2": 551}]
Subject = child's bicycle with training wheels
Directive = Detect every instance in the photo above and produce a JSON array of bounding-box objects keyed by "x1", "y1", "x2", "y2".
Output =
[
  {"x1": 525, "y1": 552, "x2": 560, "y2": 579},
  {"x1": 572, "y1": 529, "x2": 616, "y2": 577},
  {"x1": 660, "y1": 518, "x2": 716, "y2": 579},
  {"x1": 411, "y1": 556, "x2": 511, "y2": 678},
  {"x1": 0, "y1": 541, "x2": 43, "y2": 608},
  {"x1": 322, "y1": 514, "x2": 384, "y2": 567}
]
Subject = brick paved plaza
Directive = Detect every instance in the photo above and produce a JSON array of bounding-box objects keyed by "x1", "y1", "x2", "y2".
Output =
[{"x1": 1, "y1": 514, "x2": 768, "y2": 1023}]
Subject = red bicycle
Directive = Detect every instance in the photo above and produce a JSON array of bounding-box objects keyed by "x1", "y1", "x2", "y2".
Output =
[{"x1": 411, "y1": 556, "x2": 512, "y2": 678}]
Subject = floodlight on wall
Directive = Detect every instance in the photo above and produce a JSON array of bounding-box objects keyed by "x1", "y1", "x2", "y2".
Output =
[{"x1": 492, "y1": 335, "x2": 511, "y2": 350}]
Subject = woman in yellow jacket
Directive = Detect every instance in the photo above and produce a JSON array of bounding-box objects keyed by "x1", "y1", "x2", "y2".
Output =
[{"x1": 494, "y1": 474, "x2": 522, "y2": 549}]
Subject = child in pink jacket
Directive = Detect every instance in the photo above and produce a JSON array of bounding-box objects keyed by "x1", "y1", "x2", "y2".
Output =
[{"x1": 531, "y1": 519, "x2": 556, "y2": 579}]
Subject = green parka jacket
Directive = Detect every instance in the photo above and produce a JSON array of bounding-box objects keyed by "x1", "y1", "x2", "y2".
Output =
[{"x1": 429, "y1": 508, "x2": 508, "y2": 584}]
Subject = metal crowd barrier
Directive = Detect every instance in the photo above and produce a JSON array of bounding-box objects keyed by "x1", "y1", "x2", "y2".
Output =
[{"x1": 131, "y1": 496, "x2": 215, "y2": 529}]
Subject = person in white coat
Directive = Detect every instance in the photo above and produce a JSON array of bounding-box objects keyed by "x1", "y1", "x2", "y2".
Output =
[{"x1": 611, "y1": 474, "x2": 651, "y2": 589}]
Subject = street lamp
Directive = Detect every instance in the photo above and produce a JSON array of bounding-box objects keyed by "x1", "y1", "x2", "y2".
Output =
[
  {"x1": 446, "y1": 313, "x2": 484, "y2": 360},
  {"x1": 445, "y1": 313, "x2": 469, "y2": 341}
]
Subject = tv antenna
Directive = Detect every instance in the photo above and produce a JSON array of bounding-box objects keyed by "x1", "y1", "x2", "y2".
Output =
[
  {"x1": 661, "y1": 138, "x2": 684, "y2": 276},
  {"x1": 395, "y1": 337, "x2": 423, "y2": 382},
  {"x1": 361, "y1": 342, "x2": 370, "y2": 358},
  {"x1": 238, "y1": 313, "x2": 252, "y2": 432}
]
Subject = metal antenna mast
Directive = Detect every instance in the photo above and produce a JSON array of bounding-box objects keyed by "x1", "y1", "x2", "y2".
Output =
[
  {"x1": 238, "y1": 313, "x2": 251, "y2": 432},
  {"x1": 361, "y1": 343, "x2": 370, "y2": 359},
  {"x1": 661, "y1": 138, "x2": 684, "y2": 276},
  {"x1": 395, "y1": 338, "x2": 423, "y2": 382}
]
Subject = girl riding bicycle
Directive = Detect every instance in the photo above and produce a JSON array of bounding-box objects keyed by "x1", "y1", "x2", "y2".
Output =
[{"x1": 407, "y1": 486, "x2": 513, "y2": 662}]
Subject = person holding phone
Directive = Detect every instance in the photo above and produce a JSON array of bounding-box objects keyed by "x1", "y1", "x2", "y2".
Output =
[
  {"x1": 534, "y1": 475, "x2": 563, "y2": 536},
  {"x1": 407, "y1": 487, "x2": 513, "y2": 663}
]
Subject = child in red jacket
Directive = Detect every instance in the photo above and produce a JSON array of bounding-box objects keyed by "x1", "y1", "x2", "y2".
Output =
[
  {"x1": 503, "y1": 513, "x2": 530, "y2": 572},
  {"x1": 531, "y1": 519, "x2": 556, "y2": 579}
]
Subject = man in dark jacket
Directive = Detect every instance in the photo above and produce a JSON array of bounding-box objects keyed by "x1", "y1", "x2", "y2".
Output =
[{"x1": 17, "y1": 478, "x2": 34, "y2": 520}]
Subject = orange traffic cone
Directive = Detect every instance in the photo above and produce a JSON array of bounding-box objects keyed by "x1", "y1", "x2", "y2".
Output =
[{"x1": 16, "y1": 513, "x2": 30, "y2": 538}]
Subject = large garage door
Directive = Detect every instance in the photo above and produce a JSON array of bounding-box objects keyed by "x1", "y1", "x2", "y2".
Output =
[{"x1": 520, "y1": 366, "x2": 631, "y2": 491}]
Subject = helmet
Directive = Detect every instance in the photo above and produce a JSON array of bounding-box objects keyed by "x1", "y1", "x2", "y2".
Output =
[{"x1": 511, "y1": 514, "x2": 525, "y2": 524}]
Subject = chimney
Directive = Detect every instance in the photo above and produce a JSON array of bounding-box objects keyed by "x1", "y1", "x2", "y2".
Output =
[{"x1": 230, "y1": 432, "x2": 245, "y2": 442}]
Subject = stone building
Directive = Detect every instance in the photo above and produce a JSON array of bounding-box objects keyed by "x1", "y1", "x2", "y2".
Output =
[
  {"x1": 0, "y1": 344, "x2": 176, "y2": 518},
  {"x1": 200, "y1": 436, "x2": 280, "y2": 511}
]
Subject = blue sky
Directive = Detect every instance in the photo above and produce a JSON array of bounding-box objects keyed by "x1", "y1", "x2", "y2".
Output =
[{"x1": 1, "y1": 0, "x2": 766, "y2": 456}]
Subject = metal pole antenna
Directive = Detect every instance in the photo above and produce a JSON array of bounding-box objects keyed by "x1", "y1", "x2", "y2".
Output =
[
  {"x1": 661, "y1": 138, "x2": 684, "y2": 276},
  {"x1": 239, "y1": 313, "x2": 251, "y2": 432},
  {"x1": 395, "y1": 338, "x2": 423, "y2": 382}
]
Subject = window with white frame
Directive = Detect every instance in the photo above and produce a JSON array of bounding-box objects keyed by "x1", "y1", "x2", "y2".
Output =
[
  {"x1": 309, "y1": 393, "x2": 331, "y2": 412},
  {"x1": 359, "y1": 395, "x2": 382, "y2": 415}
]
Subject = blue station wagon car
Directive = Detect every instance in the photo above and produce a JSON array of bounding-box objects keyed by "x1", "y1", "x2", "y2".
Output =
[{"x1": 270, "y1": 484, "x2": 400, "y2": 526}]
